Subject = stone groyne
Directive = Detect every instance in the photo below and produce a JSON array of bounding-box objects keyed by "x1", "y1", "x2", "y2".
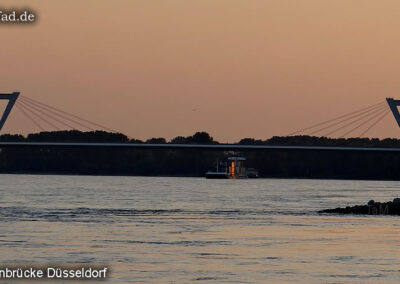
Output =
[{"x1": 319, "y1": 198, "x2": 400, "y2": 215}]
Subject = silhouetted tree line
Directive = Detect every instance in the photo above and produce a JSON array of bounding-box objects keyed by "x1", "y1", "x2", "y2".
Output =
[{"x1": 1, "y1": 130, "x2": 400, "y2": 180}]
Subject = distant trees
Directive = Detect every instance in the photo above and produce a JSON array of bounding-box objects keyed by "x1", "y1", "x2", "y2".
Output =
[
  {"x1": 146, "y1": 138, "x2": 167, "y2": 144},
  {"x1": 26, "y1": 130, "x2": 129, "y2": 142},
  {"x1": 170, "y1": 136, "x2": 186, "y2": 144},
  {"x1": 238, "y1": 138, "x2": 264, "y2": 145},
  {"x1": 0, "y1": 134, "x2": 24, "y2": 142},
  {"x1": 5, "y1": 130, "x2": 400, "y2": 147},
  {"x1": 169, "y1": 132, "x2": 216, "y2": 144}
]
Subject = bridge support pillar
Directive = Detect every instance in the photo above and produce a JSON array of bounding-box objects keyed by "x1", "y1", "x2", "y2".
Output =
[{"x1": 0, "y1": 92, "x2": 19, "y2": 131}]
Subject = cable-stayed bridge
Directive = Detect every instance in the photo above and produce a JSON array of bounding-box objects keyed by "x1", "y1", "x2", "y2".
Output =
[
  {"x1": 287, "y1": 100, "x2": 394, "y2": 138},
  {"x1": 1, "y1": 93, "x2": 117, "y2": 133},
  {"x1": 1, "y1": 92, "x2": 400, "y2": 152}
]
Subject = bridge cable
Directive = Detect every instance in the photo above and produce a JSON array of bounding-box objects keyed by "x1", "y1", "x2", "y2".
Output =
[
  {"x1": 339, "y1": 108, "x2": 389, "y2": 138},
  {"x1": 287, "y1": 101, "x2": 385, "y2": 136},
  {"x1": 359, "y1": 110, "x2": 391, "y2": 138},
  {"x1": 15, "y1": 104, "x2": 45, "y2": 131},
  {"x1": 19, "y1": 97, "x2": 95, "y2": 131},
  {"x1": 19, "y1": 97, "x2": 94, "y2": 130},
  {"x1": 20, "y1": 95, "x2": 119, "y2": 133},
  {"x1": 323, "y1": 105, "x2": 388, "y2": 137},
  {"x1": 323, "y1": 106, "x2": 387, "y2": 137},
  {"x1": 18, "y1": 100, "x2": 76, "y2": 130},
  {"x1": 16, "y1": 101, "x2": 61, "y2": 130},
  {"x1": 309, "y1": 104, "x2": 387, "y2": 136}
]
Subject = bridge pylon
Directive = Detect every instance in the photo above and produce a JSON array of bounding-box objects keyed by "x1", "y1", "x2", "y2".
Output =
[
  {"x1": 386, "y1": 98, "x2": 400, "y2": 128},
  {"x1": 0, "y1": 92, "x2": 20, "y2": 131}
]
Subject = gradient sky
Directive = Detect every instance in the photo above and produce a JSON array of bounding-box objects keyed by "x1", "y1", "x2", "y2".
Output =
[{"x1": 2, "y1": 0, "x2": 400, "y2": 141}]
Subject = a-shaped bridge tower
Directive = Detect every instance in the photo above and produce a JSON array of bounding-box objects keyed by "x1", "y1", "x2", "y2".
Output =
[
  {"x1": 0, "y1": 92, "x2": 19, "y2": 131},
  {"x1": 386, "y1": 98, "x2": 400, "y2": 129}
]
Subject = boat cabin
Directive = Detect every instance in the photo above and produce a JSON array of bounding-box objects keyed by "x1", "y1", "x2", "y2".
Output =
[{"x1": 205, "y1": 156, "x2": 258, "y2": 179}]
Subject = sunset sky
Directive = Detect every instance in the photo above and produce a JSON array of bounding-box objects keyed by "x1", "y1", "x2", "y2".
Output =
[{"x1": 2, "y1": 0, "x2": 400, "y2": 141}]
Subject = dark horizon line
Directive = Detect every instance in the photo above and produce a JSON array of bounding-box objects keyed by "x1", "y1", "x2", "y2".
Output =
[
  {"x1": 2, "y1": 142, "x2": 400, "y2": 152},
  {"x1": 1, "y1": 129, "x2": 400, "y2": 144}
]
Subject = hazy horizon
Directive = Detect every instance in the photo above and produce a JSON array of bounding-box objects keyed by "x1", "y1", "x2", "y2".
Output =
[{"x1": 2, "y1": 0, "x2": 400, "y2": 141}]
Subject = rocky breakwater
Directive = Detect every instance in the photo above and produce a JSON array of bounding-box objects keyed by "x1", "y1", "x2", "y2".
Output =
[{"x1": 319, "y1": 198, "x2": 400, "y2": 215}]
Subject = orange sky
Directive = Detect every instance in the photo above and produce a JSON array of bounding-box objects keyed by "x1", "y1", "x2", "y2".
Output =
[{"x1": 2, "y1": 0, "x2": 400, "y2": 141}]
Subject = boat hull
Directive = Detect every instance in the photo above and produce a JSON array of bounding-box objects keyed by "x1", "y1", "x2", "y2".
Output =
[{"x1": 205, "y1": 172, "x2": 230, "y2": 179}]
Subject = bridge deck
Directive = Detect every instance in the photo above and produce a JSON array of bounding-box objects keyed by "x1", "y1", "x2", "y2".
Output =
[{"x1": 0, "y1": 142, "x2": 400, "y2": 152}]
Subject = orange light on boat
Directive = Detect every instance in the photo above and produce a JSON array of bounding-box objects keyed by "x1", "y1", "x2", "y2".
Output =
[{"x1": 231, "y1": 161, "x2": 235, "y2": 176}]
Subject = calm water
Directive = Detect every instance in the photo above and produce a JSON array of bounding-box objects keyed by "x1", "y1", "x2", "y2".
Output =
[{"x1": 1, "y1": 175, "x2": 400, "y2": 283}]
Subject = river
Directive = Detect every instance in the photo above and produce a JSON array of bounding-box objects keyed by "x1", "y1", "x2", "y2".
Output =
[{"x1": 1, "y1": 175, "x2": 400, "y2": 283}]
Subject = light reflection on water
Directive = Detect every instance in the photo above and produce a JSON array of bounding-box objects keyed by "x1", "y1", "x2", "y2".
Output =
[{"x1": 1, "y1": 175, "x2": 400, "y2": 283}]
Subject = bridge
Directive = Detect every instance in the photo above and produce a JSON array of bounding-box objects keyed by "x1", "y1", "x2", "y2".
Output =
[
  {"x1": 1, "y1": 92, "x2": 400, "y2": 152},
  {"x1": 1, "y1": 141, "x2": 400, "y2": 152}
]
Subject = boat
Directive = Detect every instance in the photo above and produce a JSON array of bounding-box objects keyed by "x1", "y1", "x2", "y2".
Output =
[{"x1": 205, "y1": 157, "x2": 258, "y2": 179}]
